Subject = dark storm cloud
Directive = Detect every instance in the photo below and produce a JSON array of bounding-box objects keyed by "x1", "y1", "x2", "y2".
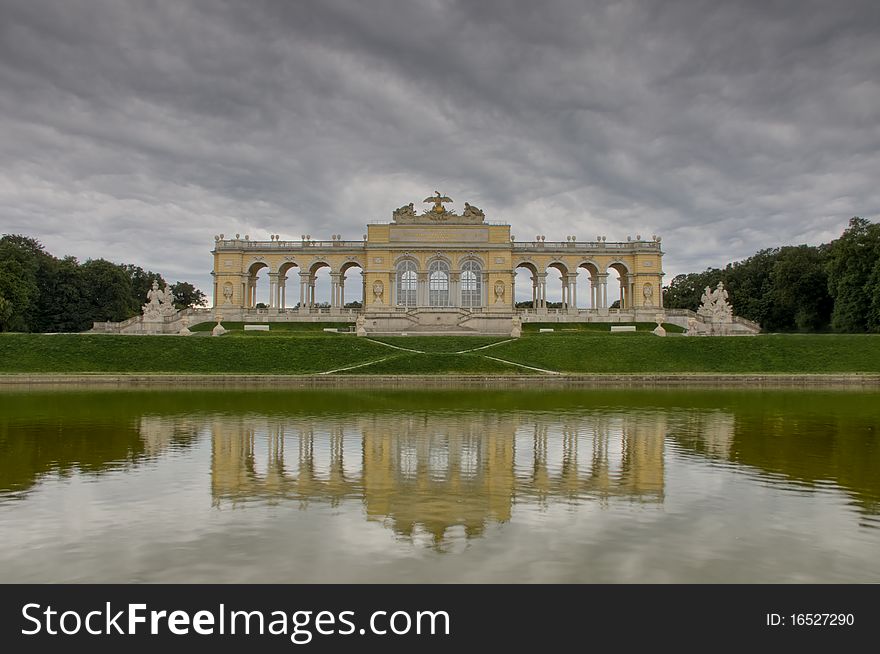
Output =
[{"x1": 1, "y1": 0, "x2": 879, "y2": 298}]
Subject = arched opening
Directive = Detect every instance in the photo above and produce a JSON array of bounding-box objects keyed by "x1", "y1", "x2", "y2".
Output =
[
  {"x1": 309, "y1": 262, "x2": 331, "y2": 311},
  {"x1": 277, "y1": 261, "x2": 299, "y2": 310},
  {"x1": 546, "y1": 262, "x2": 569, "y2": 310},
  {"x1": 246, "y1": 262, "x2": 269, "y2": 309},
  {"x1": 460, "y1": 260, "x2": 482, "y2": 307},
  {"x1": 428, "y1": 260, "x2": 450, "y2": 307},
  {"x1": 396, "y1": 259, "x2": 418, "y2": 307},
  {"x1": 577, "y1": 262, "x2": 601, "y2": 309},
  {"x1": 607, "y1": 262, "x2": 630, "y2": 310},
  {"x1": 514, "y1": 262, "x2": 539, "y2": 309},
  {"x1": 339, "y1": 261, "x2": 365, "y2": 310}
]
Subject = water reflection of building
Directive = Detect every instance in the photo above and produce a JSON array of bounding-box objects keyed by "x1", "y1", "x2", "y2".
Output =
[
  {"x1": 209, "y1": 412, "x2": 666, "y2": 544},
  {"x1": 678, "y1": 412, "x2": 735, "y2": 459},
  {"x1": 139, "y1": 416, "x2": 203, "y2": 457}
]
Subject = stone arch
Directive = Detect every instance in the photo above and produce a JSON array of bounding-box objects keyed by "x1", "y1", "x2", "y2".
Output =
[
  {"x1": 456, "y1": 253, "x2": 486, "y2": 268},
  {"x1": 576, "y1": 260, "x2": 601, "y2": 309},
  {"x1": 425, "y1": 252, "x2": 453, "y2": 270},
  {"x1": 605, "y1": 259, "x2": 631, "y2": 276},
  {"x1": 392, "y1": 253, "x2": 420, "y2": 268},
  {"x1": 545, "y1": 260, "x2": 570, "y2": 308},
  {"x1": 339, "y1": 259, "x2": 365, "y2": 309},
  {"x1": 307, "y1": 260, "x2": 332, "y2": 309},
  {"x1": 277, "y1": 260, "x2": 300, "y2": 309},
  {"x1": 514, "y1": 261, "x2": 540, "y2": 309},
  {"x1": 246, "y1": 260, "x2": 270, "y2": 308},
  {"x1": 607, "y1": 260, "x2": 631, "y2": 309}
]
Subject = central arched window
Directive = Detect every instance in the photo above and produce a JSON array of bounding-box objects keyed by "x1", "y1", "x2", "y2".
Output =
[
  {"x1": 460, "y1": 260, "x2": 482, "y2": 307},
  {"x1": 428, "y1": 260, "x2": 450, "y2": 306},
  {"x1": 397, "y1": 260, "x2": 417, "y2": 307}
]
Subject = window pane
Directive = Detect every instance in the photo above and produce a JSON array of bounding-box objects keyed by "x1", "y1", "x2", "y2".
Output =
[
  {"x1": 397, "y1": 261, "x2": 417, "y2": 306},
  {"x1": 460, "y1": 262, "x2": 481, "y2": 307},
  {"x1": 429, "y1": 262, "x2": 449, "y2": 306}
]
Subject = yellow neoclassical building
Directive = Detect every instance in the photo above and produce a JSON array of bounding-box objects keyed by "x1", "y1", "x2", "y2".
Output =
[{"x1": 211, "y1": 193, "x2": 665, "y2": 333}]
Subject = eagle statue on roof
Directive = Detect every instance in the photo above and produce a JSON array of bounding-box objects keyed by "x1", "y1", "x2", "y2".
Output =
[{"x1": 424, "y1": 191, "x2": 453, "y2": 214}]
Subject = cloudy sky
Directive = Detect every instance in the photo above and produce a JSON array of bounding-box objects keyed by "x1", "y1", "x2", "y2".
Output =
[{"x1": 2, "y1": 0, "x2": 879, "y2": 304}]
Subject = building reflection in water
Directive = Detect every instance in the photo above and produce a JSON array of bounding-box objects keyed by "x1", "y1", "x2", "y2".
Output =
[{"x1": 206, "y1": 412, "x2": 666, "y2": 544}]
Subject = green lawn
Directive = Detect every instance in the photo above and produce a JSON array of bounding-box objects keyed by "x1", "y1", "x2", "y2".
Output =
[
  {"x1": 522, "y1": 321, "x2": 686, "y2": 333},
  {"x1": 0, "y1": 333, "x2": 385, "y2": 374},
  {"x1": 342, "y1": 352, "x2": 534, "y2": 375},
  {"x1": 488, "y1": 333, "x2": 880, "y2": 373},
  {"x1": 366, "y1": 335, "x2": 509, "y2": 353},
  {"x1": 189, "y1": 321, "x2": 354, "y2": 334},
  {"x1": 1, "y1": 331, "x2": 878, "y2": 375}
]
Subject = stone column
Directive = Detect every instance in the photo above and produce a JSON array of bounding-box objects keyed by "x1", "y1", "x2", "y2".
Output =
[
  {"x1": 361, "y1": 270, "x2": 367, "y2": 309},
  {"x1": 267, "y1": 273, "x2": 278, "y2": 309},
  {"x1": 595, "y1": 273, "x2": 608, "y2": 311},
  {"x1": 280, "y1": 278, "x2": 287, "y2": 309},
  {"x1": 449, "y1": 272, "x2": 460, "y2": 308},
  {"x1": 537, "y1": 273, "x2": 547, "y2": 312},
  {"x1": 330, "y1": 273, "x2": 341, "y2": 313},
  {"x1": 482, "y1": 271, "x2": 490, "y2": 308},
  {"x1": 417, "y1": 272, "x2": 429, "y2": 307},
  {"x1": 340, "y1": 274, "x2": 347, "y2": 309},
  {"x1": 511, "y1": 273, "x2": 517, "y2": 311},
  {"x1": 531, "y1": 277, "x2": 537, "y2": 308},
  {"x1": 298, "y1": 272, "x2": 309, "y2": 312}
]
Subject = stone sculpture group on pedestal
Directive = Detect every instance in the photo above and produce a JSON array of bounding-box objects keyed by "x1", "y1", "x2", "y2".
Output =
[
  {"x1": 142, "y1": 280, "x2": 176, "y2": 322},
  {"x1": 687, "y1": 282, "x2": 735, "y2": 336}
]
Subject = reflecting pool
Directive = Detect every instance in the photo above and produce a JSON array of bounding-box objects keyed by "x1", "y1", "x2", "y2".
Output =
[{"x1": 0, "y1": 388, "x2": 878, "y2": 582}]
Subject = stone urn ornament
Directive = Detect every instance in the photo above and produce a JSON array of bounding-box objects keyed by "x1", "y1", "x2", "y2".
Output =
[{"x1": 212, "y1": 315, "x2": 227, "y2": 337}]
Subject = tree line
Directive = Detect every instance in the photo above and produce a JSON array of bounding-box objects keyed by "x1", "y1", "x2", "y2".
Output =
[
  {"x1": 0, "y1": 235, "x2": 206, "y2": 332},
  {"x1": 663, "y1": 217, "x2": 880, "y2": 332}
]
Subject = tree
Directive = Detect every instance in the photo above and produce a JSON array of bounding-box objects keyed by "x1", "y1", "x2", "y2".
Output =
[
  {"x1": 0, "y1": 293, "x2": 11, "y2": 329},
  {"x1": 769, "y1": 245, "x2": 832, "y2": 332},
  {"x1": 80, "y1": 259, "x2": 135, "y2": 322},
  {"x1": 33, "y1": 256, "x2": 90, "y2": 332},
  {"x1": 0, "y1": 235, "x2": 45, "y2": 331},
  {"x1": 170, "y1": 281, "x2": 207, "y2": 310},
  {"x1": 827, "y1": 217, "x2": 880, "y2": 332}
]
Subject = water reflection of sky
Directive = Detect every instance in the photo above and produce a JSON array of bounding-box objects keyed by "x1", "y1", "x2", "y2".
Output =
[{"x1": 0, "y1": 396, "x2": 878, "y2": 583}]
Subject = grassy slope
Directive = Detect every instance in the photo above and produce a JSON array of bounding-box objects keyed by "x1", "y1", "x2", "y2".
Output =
[
  {"x1": 1, "y1": 332, "x2": 879, "y2": 375},
  {"x1": 189, "y1": 321, "x2": 353, "y2": 333},
  {"x1": 489, "y1": 333, "x2": 880, "y2": 373},
  {"x1": 523, "y1": 321, "x2": 686, "y2": 333},
  {"x1": 0, "y1": 334, "x2": 387, "y2": 374},
  {"x1": 366, "y1": 336, "x2": 509, "y2": 352}
]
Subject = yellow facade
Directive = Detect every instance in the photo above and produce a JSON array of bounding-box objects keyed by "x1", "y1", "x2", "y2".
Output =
[{"x1": 210, "y1": 195, "x2": 664, "y2": 320}]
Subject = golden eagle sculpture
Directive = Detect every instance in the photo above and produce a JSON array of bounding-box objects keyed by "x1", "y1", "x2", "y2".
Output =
[{"x1": 424, "y1": 191, "x2": 453, "y2": 213}]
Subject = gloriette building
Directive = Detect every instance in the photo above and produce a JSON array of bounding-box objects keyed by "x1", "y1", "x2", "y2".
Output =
[{"x1": 210, "y1": 193, "x2": 666, "y2": 334}]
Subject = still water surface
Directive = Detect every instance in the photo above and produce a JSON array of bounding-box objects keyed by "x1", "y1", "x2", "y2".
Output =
[{"x1": 0, "y1": 388, "x2": 878, "y2": 583}]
